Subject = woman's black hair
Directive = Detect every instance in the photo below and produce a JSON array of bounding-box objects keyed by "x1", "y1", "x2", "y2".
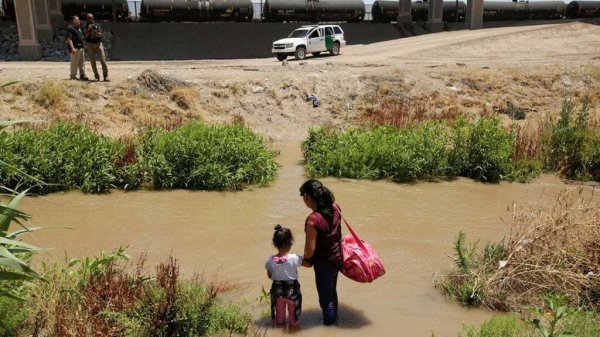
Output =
[
  {"x1": 299, "y1": 179, "x2": 335, "y2": 224},
  {"x1": 272, "y1": 224, "x2": 294, "y2": 249}
]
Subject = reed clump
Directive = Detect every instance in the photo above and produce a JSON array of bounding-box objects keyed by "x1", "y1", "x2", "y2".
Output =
[
  {"x1": 312, "y1": 97, "x2": 598, "y2": 183},
  {"x1": 437, "y1": 190, "x2": 600, "y2": 311},
  {"x1": 303, "y1": 117, "x2": 518, "y2": 183},
  {"x1": 137, "y1": 122, "x2": 279, "y2": 190},
  {"x1": 11, "y1": 251, "x2": 252, "y2": 337},
  {"x1": 0, "y1": 122, "x2": 278, "y2": 194}
]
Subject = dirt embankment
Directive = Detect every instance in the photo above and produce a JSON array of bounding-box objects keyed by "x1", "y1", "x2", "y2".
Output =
[{"x1": 0, "y1": 21, "x2": 598, "y2": 140}]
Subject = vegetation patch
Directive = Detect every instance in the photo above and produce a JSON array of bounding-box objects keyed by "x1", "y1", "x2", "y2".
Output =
[
  {"x1": 0, "y1": 122, "x2": 278, "y2": 194},
  {"x1": 136, "y1": 122, "x2": 279, "y2": 190},
  {"x1": 0, "y1": 123, "x2": 125, "y2": 193},
  {"x1": 31, "y1": 80, "x2": 65, "y2": 110},
  {"x1": 306, "y1": 97, "x2": 599, "y2": 183},
  {"x1": 436, "y1": 191, "x2": 600, "y2": 311},
  {"x1": 3, "y1": 249, "x2": 253, "y2": 337},
  {"x1": 458, "y1": 299, "x2": 600, "y2": 337},
  {"x1": 303, "y1": 117, "x2": 523, "y2": 183}
]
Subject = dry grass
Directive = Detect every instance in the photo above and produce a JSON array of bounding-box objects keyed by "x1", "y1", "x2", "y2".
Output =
[
  {"x1": 358, "y1": 96, "x2": 462, "y2": 128},
  {"x1": 439, "y1": 189, "x2": 600, "y2": 311},
  {"x1": 31, "y1": 80, "x2": 65, "y2": 110},
  {"x1": 136, "y1": 69, "x2": 188, "y2": 93},
  {"x1": 512, "y1": 120, "x2": 545, "y2": 161},
  {"x1": 170, "y1": 86, "x2": 198, "y2": 110},
  {"x1": 490, "y1": 190, "x2": 600, "y2": 309}
]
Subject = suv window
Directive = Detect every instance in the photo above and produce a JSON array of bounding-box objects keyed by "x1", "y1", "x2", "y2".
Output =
[
  {"x1": 333, "y1": 26, "x2": 342, "y2": 34},
  {"x1": 309, "y1": 29, "x2": 320, "y2": 38},
  {"x1": 325, "y1": 27, "x2": 334, "y2": 36},
  {"x1": 289, "y1": 29, "x2": 309, "y2": 38}
]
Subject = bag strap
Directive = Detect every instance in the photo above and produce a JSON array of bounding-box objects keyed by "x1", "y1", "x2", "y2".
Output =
[
  {"x1": 336, "y1": 204, "x2": 369, "y2": 254},
  {"x1": 341, "y1": 215, "x2": 375, "y2": 280},
  {"x1": 341, "y1": 216, "x2": 370, "y2": 255}
]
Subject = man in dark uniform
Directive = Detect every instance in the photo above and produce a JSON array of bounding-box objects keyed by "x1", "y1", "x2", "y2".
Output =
[
  {"x1": 66, "y1": 15, "x2": 88, "y2": 80},
  {"x1": 84, "y1": 13, "x2": 109, "y2": 82}
]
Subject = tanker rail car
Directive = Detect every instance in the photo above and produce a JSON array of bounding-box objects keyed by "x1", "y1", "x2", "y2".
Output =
[
  {"x1": 567, "y1": 0, "x2": 600, "y2": 18},
  {"x1": 140, "y1": 0, "x2": 253, "y2": 22},
  {"x1": 371, "y1": 0, "x2": 600, "y2": 23},
  {"x1": 1, "y1": 0, "x2": 599, "y2": 23},
  {"x1": 262, "y1": 0, "x2": 365, "y2": 23},
  {"x1": 61, "y1": 0, "x2": 130, "y2": 21},
  {"x1": 376, "y1": 1, "x2": 467, "y2": 22}
]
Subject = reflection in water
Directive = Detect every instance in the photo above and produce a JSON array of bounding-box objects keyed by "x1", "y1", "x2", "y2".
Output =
[{"x1": 20, "y1": 142, "x2": 598, "y2": 337}]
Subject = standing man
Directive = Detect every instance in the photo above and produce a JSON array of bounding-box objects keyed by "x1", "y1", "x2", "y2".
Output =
[
  {"x1": 66, "y1": 16, "x2": 88, "y2": 81},
  {"x1": 84, "y1": 13, "x2": 109, "y2": 82}
]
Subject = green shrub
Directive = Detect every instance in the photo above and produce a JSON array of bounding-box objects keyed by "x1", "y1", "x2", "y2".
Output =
[
  {"x1": 304, "y1": 117, "x2": 515, "y2": 183},
  {"x1": 459, "y1": 315, "x2": 524, "y2": 337},
  {"x1": 506, "y1": 159, "x2": 543, "y2": 183},
  {"x1": 459, "y1": 304, "x2": 600, "y2": 337},
  {"x1": 137, "y1": 123, "x2": 279, "y2": 190},
  {"x1": 562, "y1": 310, "x2": 600, "y2": 337},
  {"x1": 585, "y1": 137, "x2": 600, "y2": 181},
  {"x1": 449, "y1": 117, "x2": 514, "y2": 183},
  {"x1": 0, "y1": 123, "x2": 125, "y2": 193},
  {"x1": 437, "y1": 231, "x2": 506, "y2": 308},
  {"x1": 0, "y1": 296, "x2": 28, "y2": 337},
  {"x1": 544, "y1": 99, "x2": 589, "y2": 179},
  {"x1": 0, "y1": 122, "x2": 279, "y2": 193},
  {"x1": 302, "y1": 123, "x2": 449, "y2": 182}
]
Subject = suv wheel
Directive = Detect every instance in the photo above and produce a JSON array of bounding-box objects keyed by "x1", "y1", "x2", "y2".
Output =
[
  {"x1": 277, "y1": 54, "x2": 287, "y2": 61},
  {"x1": 330, "y1": 42, "x2": 340, "y2": 56},
  {"x1": 295, "y1": 46, "x2": 306, "y2": 60}
]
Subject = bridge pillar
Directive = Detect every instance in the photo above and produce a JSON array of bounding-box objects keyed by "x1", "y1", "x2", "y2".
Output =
[
  {"x1": 426, "y1": 0, "x2": 444, "y2": 32},
  {"x1": 466, "y1": 0, "x2": 484, "y2": 29},
  {"x1": 32, "y1": 0, "x2": 53, "y2": 41},
  {"x1": 397, "y1": 0, "x2": 412, "y2": 25},
  {"x1": 14, "y1": 0, "x2": 42, "y2": 60},
  {"x1": 48, "y1": 0, "x2": 64, "y2": 30}
]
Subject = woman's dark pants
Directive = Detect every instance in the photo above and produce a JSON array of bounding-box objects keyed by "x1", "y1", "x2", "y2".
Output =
[{"x1": 313, "y1": 262, "x2": 339, "y2": 325}]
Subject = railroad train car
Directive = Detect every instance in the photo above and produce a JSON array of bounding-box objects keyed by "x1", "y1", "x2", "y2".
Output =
[
  {"x1": 371, "y1": 0, "x2": 573, "y2": 23},
  {"x1": 482, "y1": 1, "x2": 530, "y2": 21},
  {"x1": 62, "y1": 0, "x2": 130, "y2": 21},
  {"x1": 566, "y1": 0, "x2": 600, "y2": 18},
  {"x1": 262, "y1": 0, "x2": 364, "y2": 23},
  {"x1": 140, "y1": 0, "x2": 253, "y2": 22},
  {"x1": 528, "y1": 1, "x2": 566, "y2": 19},
  {"x1": 373, "y1": 0, "x2": 466, "y2": 22}
]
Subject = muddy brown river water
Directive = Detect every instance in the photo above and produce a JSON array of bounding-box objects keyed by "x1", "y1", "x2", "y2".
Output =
[{"x1": 20, "y1": 142, "x2": 598, "y2": 337}]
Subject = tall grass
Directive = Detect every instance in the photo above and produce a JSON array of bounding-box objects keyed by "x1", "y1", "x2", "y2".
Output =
[
  {"x1": 303, "y1": 123, "x2": 449, "y2": 181},
  {"x1": 0, "y1": 123, "x2": 124, "y2": 193},
  {"x1": 436, "y1": 190, "x2": 600, "y2": 311},
  {"x1": 136, "y1": 122, "x2": 279, "y2": 190},
  {"x1": 303, "y1": 117, "x2": 515, "y2": 183},
  {"x1": 0, "y1": 122, "x2": 279, "y2": 194},
  {"x1": 16, "y1": 252, "x2": 252, "y2": 337},
  {"x1": 306, "y1": 98, "x2": 598, "y2": 183}
]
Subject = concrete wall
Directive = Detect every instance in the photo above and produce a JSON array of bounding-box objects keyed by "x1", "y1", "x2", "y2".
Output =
[{"x1": 108, "y1": 22, "x2": 403, "y2": 61}]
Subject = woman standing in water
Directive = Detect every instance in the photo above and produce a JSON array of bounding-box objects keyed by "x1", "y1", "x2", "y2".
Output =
[{"x1": 299, "y1": 179, "x2": 342, "y2": 325}]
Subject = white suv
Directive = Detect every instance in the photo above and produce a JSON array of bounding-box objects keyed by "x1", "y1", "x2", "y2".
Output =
[{"x1": 272, "y1": 25, "x2": 346, "y2": 61}]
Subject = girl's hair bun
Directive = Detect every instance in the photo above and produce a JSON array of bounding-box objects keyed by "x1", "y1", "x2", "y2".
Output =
[{"x1": 274, "y1": 224, "x2": 282, "y2": 231}]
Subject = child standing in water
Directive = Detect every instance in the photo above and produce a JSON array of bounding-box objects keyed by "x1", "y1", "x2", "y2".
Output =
[{"x1": 265, "y1": 225, "x2": 302, "y2": 326}]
